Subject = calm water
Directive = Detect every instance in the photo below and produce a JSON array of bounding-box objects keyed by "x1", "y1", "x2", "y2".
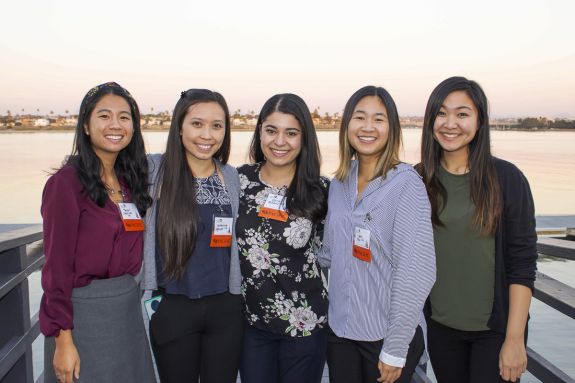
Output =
[
  {"x1": 2, "y1": 130, "x2": 575, "y2": 381},
  {"x1": 1, "y1": 130, "x2": 574, "y2": 223}
]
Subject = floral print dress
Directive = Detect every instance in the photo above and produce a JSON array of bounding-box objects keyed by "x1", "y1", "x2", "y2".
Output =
[{"x1": 236, "y1": 163, "x2": 329, "y2": 337}]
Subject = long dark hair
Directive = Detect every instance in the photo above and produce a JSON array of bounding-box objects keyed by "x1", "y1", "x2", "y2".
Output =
[
  {"x1": 417, "y1": 76, "x2": 501, "y2": 234},
  {"x1": 249, "y1": 93, "x2": 327, "y2": 224},
  {"x1": 157, "y1": 89, "x2": 231, "y2": 280},
  {"x1": 66, "y1": 82, "x2": 151, "y2": 214},
  {"x1": 335, "y1": 86, "x2": 402, "y2": 181}
]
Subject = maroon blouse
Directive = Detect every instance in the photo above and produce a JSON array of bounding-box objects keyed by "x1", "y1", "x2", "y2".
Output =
[{"x1": 40, "y1": 165, "x2": 143, "y2": 337}]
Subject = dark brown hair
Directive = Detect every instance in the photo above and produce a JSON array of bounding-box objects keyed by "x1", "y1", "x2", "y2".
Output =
[
  {"x1": 335, "y1": 85, "x2": 402, "y2": 181},
  {"x1": 67, "y1": 82, "x2": 151, "y2": 214},
  {"x1": 417, "y1": 76, "x2": 501, "y2": 235},
  {"x1": 249, "y1": 93, "x2": 327, "y2": 223},
  {"x1": 157, "y1": 89, "x2": 231, "y2": 280}
]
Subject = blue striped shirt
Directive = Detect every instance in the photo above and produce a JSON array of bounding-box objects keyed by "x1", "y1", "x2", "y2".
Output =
[{"x1": 318, "y1": 161, "x2": 436, "y2": 367}]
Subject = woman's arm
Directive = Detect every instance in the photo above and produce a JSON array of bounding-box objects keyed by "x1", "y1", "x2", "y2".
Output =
[
  {"x1": 500, "y1": 162, "x2": 537, "y2": 290},
  {"x1": 316, "y1": 217, "x2": 331, "y2": 268},
  {"x1": 40, "y1": 169, "x2": 82, "y2": 381},
  {"x1": 142, "y1": 154, "x2": 163, "y2": 291},
  {"x1": 53, "y1": 330, "x2": 81, "y2": 383},
  {"x1": 40, "y1": 171, "x2": 81, "y2": 336},
  {"x1": 499, "y1": 284, "x2": 531, "y2": 382},
  {"x1": 316, "y1": 179, "x2": 335, "y2": 269},
  {"x1": 498, "y1": 162, "x2": 538, "y2": 382},
  {"x1": 380, "y1": 174, "x2": 436, "y2": 377}
]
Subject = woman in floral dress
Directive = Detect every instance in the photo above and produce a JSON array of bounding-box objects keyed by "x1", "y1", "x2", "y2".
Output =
[{"x1": 236, "y1": 93, "x2": 329, "y2": 383}]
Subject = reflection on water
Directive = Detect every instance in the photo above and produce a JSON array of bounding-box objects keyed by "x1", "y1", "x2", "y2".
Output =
[{"x1": 1, "y1": 130, "x2": 574, "y2": 223}]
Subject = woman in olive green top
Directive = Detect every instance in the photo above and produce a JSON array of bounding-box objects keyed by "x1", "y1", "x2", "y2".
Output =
[
  {"x1": 418, "y1": 77, "x2": 537, "y2": 383},
  {"x1": 431, "y1": 167, "x2": 496, "y2": 331}
]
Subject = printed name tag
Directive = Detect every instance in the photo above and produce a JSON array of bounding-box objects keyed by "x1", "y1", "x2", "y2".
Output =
[
  {"x1": 118, "y1": 203, "x2": 145, "y2": 232},
  {"x1": 210, "y1": 216, "x2": 233, "y2": 248},
  {"x1": 353, "y1": 227, "x2": 371, "y2": 262},
  {"x1": 258, "y1": 193, "x2": 288, "y2": 222}
]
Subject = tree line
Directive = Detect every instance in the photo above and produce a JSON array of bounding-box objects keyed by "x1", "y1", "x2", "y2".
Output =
[{"x1": 516, "y1": 117, "x2": 575, "y2": 129}]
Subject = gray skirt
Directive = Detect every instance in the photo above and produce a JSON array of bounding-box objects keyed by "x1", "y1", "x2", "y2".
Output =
[{"x1": 44, "y1": 275, "x2": 156, "y2": 383}]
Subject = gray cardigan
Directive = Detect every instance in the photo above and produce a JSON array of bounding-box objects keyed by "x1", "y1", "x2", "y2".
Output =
[{"x1": 141, "y1": 153, "x2": 242, "y2": 294}]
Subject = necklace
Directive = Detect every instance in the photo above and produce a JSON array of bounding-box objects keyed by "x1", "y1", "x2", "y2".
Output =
[
  {"x1": 105, "y1": 184, "x2": 126, "y2": 203},
  {"x1": 106, "y1": 187, "x2": 122, "y2": 195}
]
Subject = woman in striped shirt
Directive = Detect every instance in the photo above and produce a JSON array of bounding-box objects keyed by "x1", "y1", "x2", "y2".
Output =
[{"x1": 319, "y1": 86, "x2": 436, "y2": 383}]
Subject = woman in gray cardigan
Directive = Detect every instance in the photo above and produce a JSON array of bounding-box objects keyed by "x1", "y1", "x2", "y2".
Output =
[{"x1": 142, "y1": 89, "x2": 243, "y2": 383}]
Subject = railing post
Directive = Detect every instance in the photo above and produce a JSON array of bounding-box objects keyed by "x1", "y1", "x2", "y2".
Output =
[{"x1": 0, "y1": 245, "x2": 33, "y2": 383}]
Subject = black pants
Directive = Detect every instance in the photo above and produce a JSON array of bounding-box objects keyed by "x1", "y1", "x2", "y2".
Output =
[
  {"x1": 427, "y1": 318, "x2": 522, "y2": 383},
  {"x1": 240, "y1": 323, "x2": 327, "y2": 383},
  {"x1": 327, "y1": 326, "x2": 424, "y2": 383},
  {"x1": 149, "y1": 292, "x2": 244, "y2": 383}
]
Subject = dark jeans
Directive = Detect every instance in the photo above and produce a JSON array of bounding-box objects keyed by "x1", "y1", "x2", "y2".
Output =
[
  {"x1": 327, "y1": 325, "x2": 424, "y2": 383},
  {"x1": 149, "y1": 292, "x2": 244, "y2": 383},
  {"x1": 240, "y1": 323, "x2": 327, "y2": 383},
  {"x1": 427, "y1": 318, "x2": 524, "y2": 383}
]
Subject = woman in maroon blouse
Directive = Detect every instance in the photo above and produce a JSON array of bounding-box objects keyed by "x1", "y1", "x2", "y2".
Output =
[{"x1": 40, "y1": 82, "x2": 155, "y2": 383}]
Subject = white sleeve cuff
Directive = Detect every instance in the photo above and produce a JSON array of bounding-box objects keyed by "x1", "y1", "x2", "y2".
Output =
[{"x1": 379, "y1": 350, "x2": 406, "y2": 368}]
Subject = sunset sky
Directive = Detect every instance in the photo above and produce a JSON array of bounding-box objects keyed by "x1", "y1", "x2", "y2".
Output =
[{"x1": 1, "y1": 0, "x2": 574, "y2": 117}]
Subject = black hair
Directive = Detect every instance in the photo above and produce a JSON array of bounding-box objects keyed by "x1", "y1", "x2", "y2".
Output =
[
  {"x1": 249, "y1": 93, "x2": 327, "y2": 223},
  {"x1": 417, "y1": 76, "x2": 501, "y2": 234},
  {"x1": 157, "y1": 89, "x2": 231, "y2": 280},
  {"x1": 66, "y1": 82, "x2": 151, "y2": 214}
]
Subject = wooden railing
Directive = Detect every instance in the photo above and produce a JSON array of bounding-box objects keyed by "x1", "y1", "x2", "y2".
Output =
[
  {"x1": 1, "y1": 226, "x2": 574, "y2": 383},
  {"x1": 0, "y1": 225, "x2": 43, "y2": 383},
  {"x1": 529, "y1": 236, "x2": 575, "y2": 383}
]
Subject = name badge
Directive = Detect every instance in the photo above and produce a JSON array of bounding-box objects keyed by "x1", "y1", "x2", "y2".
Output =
[
  {"x1": 118, "y1": 203, "x2": 145, "y2": 232},
  {"x1": 210, "y1": 216, "x2": 233, "y2": 248},
  {"x1": 258, "y1": 193, "x2": 288, "y2": 222},
  {"x1": 353, "y1": 227, "x2": 371, "y2": 262}
]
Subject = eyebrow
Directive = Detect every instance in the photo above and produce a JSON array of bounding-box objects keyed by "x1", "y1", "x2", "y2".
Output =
[
  {"x1": 441, "y1": 105, "x2": 473, "y2": 111},
  {"x1": 264, "y1": 124, "x2": 300, "y2": 131},
  {"x1": 353, "y1": 109, "x2": 387, "y2": 117},
  {"x1": 190, "y1": 117, "x2": 225, "y2": 123},
  {"x1": 96, "y1": 108, "x2": 131, "y2": 114}
]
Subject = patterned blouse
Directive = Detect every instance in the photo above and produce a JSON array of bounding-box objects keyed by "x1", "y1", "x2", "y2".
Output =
[{"x1": 236, "y1": 163, "x2": 329, "y2": 337}]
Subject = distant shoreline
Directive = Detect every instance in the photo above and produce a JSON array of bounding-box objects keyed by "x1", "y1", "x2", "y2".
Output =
[
  {"x1": 0, "y1": 125, "x2": 335, "y2": 132},
  {"x1": 1, "y1": 126, "x2": 573, "y2": 133}
]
